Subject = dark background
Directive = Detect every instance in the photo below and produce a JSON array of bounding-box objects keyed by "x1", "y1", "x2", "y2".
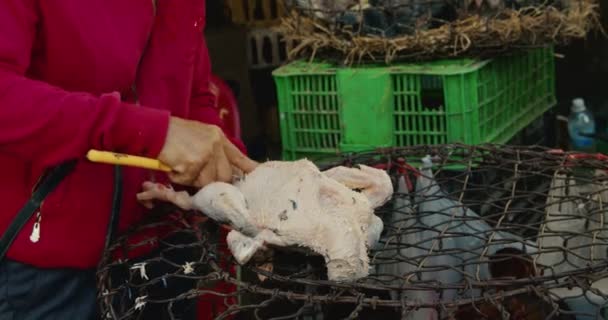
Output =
[{"x1": 205, "y1": 0, "x2": 608, "y2": 160}]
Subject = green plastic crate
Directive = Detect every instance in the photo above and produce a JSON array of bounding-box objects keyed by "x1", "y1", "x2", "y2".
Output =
[{"x1": 273, "y1": 47, "x2": 556, "y2": 161}]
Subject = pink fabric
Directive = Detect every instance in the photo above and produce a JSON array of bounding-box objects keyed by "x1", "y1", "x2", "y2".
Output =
[
  {"x1": 210, "y1": 75, "x2": 242, "y2": 139},
  {"x1": 0, "y1": 0, "x2": 244, "y2": 269}
]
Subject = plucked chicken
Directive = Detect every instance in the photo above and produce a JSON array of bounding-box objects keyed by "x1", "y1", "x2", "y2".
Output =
[{"x1": 138, "y1": 159, "x2": 393, "y2": 282}]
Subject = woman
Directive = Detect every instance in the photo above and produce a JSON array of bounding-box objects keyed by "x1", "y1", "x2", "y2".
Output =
[{"x1": 0, "y1": 0, "x2": 256, "y2": 319}]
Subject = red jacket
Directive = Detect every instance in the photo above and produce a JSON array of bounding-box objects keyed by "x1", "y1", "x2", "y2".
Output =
[{"x1": 0, "y1": 0, "x2": 243, "y2": 269}]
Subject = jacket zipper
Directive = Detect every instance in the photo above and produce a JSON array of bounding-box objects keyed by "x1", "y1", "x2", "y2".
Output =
[
  {"x1": 29, "y1": 173, "x2": 45, "y2": 243},
  {"x1": 29, "y1": 210, "x2": 42, "y2": 243},
  {"x1": 29, "y1": 0, "x2": 158, "y2": 244}
]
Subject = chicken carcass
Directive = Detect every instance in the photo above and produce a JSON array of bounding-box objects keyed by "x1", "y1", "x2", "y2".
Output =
[
  {"x1": 138, "y1": 159, "x2": 393, "y2": 282},
  {"x1": 370, "y1": 156, "x2": 539, "y2": 319}
]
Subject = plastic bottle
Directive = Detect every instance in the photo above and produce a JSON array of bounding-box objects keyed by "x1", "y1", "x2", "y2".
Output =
[{"x1": 568, "y1": 98, "x2": 596, "y2": 152}]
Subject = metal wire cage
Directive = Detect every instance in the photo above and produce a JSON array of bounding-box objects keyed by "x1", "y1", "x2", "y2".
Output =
[
  {"x1": 279, "y1": 0, "x2": 600, "y2": 62},
  {"x1": 97, "y1": 144, "x2": 608, "y2": 319}
]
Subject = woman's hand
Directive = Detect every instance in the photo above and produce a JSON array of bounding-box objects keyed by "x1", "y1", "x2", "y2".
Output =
[{"x1": 158, "y1": 117, "x2": 257, "y2": 188}]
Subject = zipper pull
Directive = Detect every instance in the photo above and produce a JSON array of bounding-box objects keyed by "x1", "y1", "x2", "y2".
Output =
[{"x1": 30, "y1": 211, "x2": 41, "y2": 243}]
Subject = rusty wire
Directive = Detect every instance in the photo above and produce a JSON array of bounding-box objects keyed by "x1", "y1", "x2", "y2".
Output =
[{"x1": 98, "y1": 144, "x2": 608, "y2": 319}]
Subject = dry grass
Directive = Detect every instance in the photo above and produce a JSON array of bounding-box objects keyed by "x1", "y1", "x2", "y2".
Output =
[{"x1": 279, "y1": 0, "x2": 602, "y2": 64}]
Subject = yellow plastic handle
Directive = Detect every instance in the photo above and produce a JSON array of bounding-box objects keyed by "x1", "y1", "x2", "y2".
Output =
[{"x1": 86, "y1": 150, "x2": 172, "y2": 172}]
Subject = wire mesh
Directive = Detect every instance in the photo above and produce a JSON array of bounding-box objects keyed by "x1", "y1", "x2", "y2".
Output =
[
  {"x1": 98, "y1": 144, "x2": 608, "y2": 319},
  {"x1": 279, "y1": 0, "x2": 600, "y2": 62}
]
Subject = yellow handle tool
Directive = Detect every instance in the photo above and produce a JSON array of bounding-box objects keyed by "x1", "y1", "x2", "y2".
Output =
[{"x1": 86, "y1": 150, "x2": 172, "y2": 172}]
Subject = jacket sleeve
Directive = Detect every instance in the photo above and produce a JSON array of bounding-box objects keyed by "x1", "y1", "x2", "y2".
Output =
[
  {"x1": 188, "y1": 27, "x2": 247, "y2": 154},
  {"x1": 0, "y1": 0, "x2": 171, "y2": 168}
]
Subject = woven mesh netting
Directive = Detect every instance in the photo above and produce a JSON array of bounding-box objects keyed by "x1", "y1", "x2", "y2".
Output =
[
  {"x1": 279, "y1": 0, "x2": 601, "y2": 63},
  {"x1": 98, "y1": 144, "x2": 608, "y2": 319}
]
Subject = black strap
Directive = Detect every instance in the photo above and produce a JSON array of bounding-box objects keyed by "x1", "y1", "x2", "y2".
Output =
[
  {"x1": 0, "y1": 161, "x2": 77, "y2": 262},
  {"x1": 0, "y1": 161, "x2": 124, "y2": 263},
  {"x1": 105, "y1": 165, "x2": 123, "y2": 249}
]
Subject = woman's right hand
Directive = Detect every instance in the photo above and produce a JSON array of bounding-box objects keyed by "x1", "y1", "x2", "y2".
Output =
[{"x1": 158, "y1": 117, "x2": 258, "y2": 188}]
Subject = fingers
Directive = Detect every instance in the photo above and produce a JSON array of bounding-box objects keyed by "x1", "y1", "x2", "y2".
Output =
[
  {"x1": 222, "y1": 137, "x2": 259, "y2": 173},
  {"x1": 231, "y1": 166, "x2": 245, "y2": 181},
  {"x1": 170, "y1": 155, "x2": 206, "y2": 186},
  {"x1": 215, "y1": 147, "x2": 232, "y2": 183},
  {"x1": 169, "y1": 171, "x2": 198, "y2": 187},
  {"x1": 195, "y1": 158, "x2": 217, "y2": 188},
  {"x1": 159, "y1": 116, "x2": 258, "y2": 187},
  {"x1": 171, "y1": 151, "x2": 210, "y2": 186},
  {"x1": 187, "y1": 134, "x2": 257, "y2": 187},
  {"x1": 182, "y1": 142, "x2": 256, "y2": 187}
]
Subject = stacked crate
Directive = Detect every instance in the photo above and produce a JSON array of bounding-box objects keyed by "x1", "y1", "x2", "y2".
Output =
[{"x1": 273, "y1": 48, "x2": 556, "y2": 161}]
